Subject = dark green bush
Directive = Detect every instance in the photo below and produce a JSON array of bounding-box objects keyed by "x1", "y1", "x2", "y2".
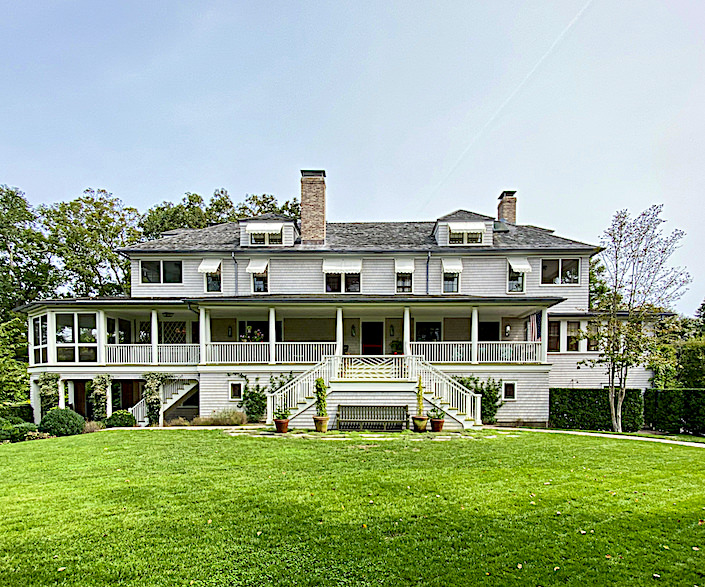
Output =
[
  {"x1": 644, "y1": 389, "x2": 684, "y2": 433},
  {"x1": 453, "y1": 376, "x2": 504, "y2": 424},
  {"x1": 0, "y1": 421, "x2": 38, "y2": 442},
  {"x1": 39, "y1": 408, "x2": 85, "y2": 437},
  {"x1": 549, "y1": 388, "x2": 644, "y2": 432},
  {"x1": 0, "y1": 403, "x2": 34, "y2": 423},
  {"x1": 105, "y1": 410, "x2": 137, "y2": 428},
  {"x1": 683, "y1": 389, "x2": 705, "y2": 435},
  {"x1": 678, "y1": 339, "x2": 705, "y2": 388}
]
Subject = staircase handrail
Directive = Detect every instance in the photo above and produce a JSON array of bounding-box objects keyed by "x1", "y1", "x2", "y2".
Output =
[{"x1": 267, "y1": 357, "x2": 336, "y2": 422}]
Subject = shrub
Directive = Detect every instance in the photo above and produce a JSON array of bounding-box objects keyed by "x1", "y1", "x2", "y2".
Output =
[
  {"x1": 678, "y1": 339, "x2": 705, "y2": 388},
  {"x1": 644, "y1": 389, "x2": 684, "y2": 433},
  {"x1": 25, "y1": 430, "x2": 54, "y2": 441},
  {"x1": 89, "y1": 374, "x2": 111, "y2": 421},
  {"x1": 38, "y1": 373, "x2": 60, "y2": 419},
  {"x1": 105, "y1": 410, "x2": 137, "y2": 428},
  {"x1": 0, "y1": 402, "x2": 34, "y2": 423},
  {"x1": 39, "y1": 408, "x2": 85, "y2": 437},
  {"x1": 83, "y1": 420, "x2": 106, "y2": 434},
  {"x1": 314, "y1": 378, "x2": 328, "y2": 417},
  {"x1": 240, "y1": 379, "x2": 267, "y2": 422},
  {"x1": 0, "y1": 421, "x2": 38, "y2": 442},
  {"x1": 192, "y1": 409, "x2": 247, "y2": 426},
  {"x1": 453, "y1": 375, "x2": 504, "y2": 424},
  {"x1": 683, "y1": 389, "x2": 705, "y2": 435},
  {"x1": 549, "y1": 388, "x2": 644, "y2": 432}
]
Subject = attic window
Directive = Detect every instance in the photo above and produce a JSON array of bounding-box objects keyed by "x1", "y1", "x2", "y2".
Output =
[
  {"x1": 447, "y1": 222, "x2": 485, "y2": 245},
  {"x1": 245, "y1": 222, "x2": 284, "y2": 246}
]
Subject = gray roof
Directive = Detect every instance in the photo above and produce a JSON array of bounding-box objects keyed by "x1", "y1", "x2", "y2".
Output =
[{"x1": 120, "y1": 209, "x2": 597, "y2": 254}]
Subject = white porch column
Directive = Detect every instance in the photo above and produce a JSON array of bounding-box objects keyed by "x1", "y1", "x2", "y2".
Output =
[
  {"x1": 158, "y1": 385, "x2": 165, "y2": 427},
  {"x1": 335, "y1": 307, "x2": 344, "y2": 355},
  {"x1": 541, "y1": 309, "x2": 549, "y2": 363},
  {"x1": 47, "y1": 311, "x2": 57, "y2": 365},
  {"x1": 268, "y1": 307, "x2": 276, "y2": 364},
  {"x1": 199, "y1": 307, "x2": 207, "y2": 364},
  {"x1": 403, "y1": 307, "x2": 411, "y2": 355},
  {"x1": 471, "y1": 307, "x2": 479, "y2": 364},
  {"x1": 27, "y1": 315, "x2": 35, "y2": 367},
  {"x1": 67, "y1": 380, "x2": 75, "y2": 408},
  {"x1": 30, "y1": 379, "x2": 41, "y2": 424},
  {"x1": 106, "y1": 379, "x2": 113, "y2": 417},
  {"x1": 58, "y1": 379, "x2": 66, "y2": 409},
  {"x1": 97, "y1": 310, "x2": 106, "y2": 365},
  {"x1": 151, "y1": 310, "x2": 159, "y2": 365}
]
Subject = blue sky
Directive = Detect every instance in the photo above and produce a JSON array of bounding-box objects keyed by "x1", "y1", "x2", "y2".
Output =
[{"x1": 1, "y1": 1, "x2": 703, "y2": 314}]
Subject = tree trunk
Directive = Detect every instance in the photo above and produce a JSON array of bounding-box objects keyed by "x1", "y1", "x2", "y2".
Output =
[{"x1": 609, "y1": 364, "x2": 619, "y2": 432}]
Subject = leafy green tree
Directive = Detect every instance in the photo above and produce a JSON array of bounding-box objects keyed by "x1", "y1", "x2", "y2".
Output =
[
  {"x1": 588, "y1": 258, "x2": 610, "y2": 311},
  {"x1": 0, "y1": 186, "x2": 58, "y2": 321},
  {"x1": 40, "y1": 189, "x2": 140, "y2": 297},
  {"x1": 232, "y1": 193, "x2": 300, "y2": 219},
  {"x1": 591, "y1": 205, "x2": 691, "y2": 432},
  {"x1": 0, "y1": 316, "x2": 29, "y2": 403},
  {"x1": 139, "y1": 192, "x2": 210, "y2": 240},
  {"x1": 694, "y1": 298, "x2": 705, "y2": 338}
]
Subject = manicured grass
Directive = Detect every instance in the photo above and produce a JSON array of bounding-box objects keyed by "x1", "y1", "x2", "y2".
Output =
[{"x1": 1, "y1": 430, "x2": 703, "y2": 586}]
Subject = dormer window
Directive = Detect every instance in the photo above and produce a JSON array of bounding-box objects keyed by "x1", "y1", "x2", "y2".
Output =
[
  {"x1": 446, "y1": 222, "x2": 485, "y2": 245},
  {"x1": 245, "y1": 222, "x2": 284, "y2": 246}
]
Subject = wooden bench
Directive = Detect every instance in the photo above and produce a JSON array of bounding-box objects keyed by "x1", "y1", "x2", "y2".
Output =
[{"x1": 336, "y1": 405, "x2": 409, "y2": 432}]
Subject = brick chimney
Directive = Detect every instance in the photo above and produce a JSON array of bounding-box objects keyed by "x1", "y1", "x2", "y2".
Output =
[
  {"x1": 497, "y1": 190, "x2": 517, "y2": 224},
  {"x1": 301, "y1": 170, "x2": 326, "y2": 244}
]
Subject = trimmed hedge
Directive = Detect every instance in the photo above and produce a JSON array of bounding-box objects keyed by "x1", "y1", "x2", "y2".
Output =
[
  {"x1": 39, "y1": 408, "x2": 85, "y2": 437},
  {"x1": 549, "y1": 388, "x2": 644, "y2": 432},
  {"x1": 644, "y1": 389, "x2": 705, "y2": 435},
  {"x1": 0, "y1": 403, "x2": 34, "y2": 423},
  {"x1": 678, "y1": 339, "x2": 705, "y2": 389},
  {"x1": 0, "y1": 418, "x2": 38, "y2": 442},
  {"x1": 105, "y1": 410, "x2": 137, "y2": 428}
]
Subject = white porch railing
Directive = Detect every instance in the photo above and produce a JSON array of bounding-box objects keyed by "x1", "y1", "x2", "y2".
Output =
[
  {"x1": 206, "y1": 342, "x2": 270, "y2": 364},
  {"x1": 275, "y1": 342, "x2": 336, "y2": 363},
  {"x1": 129, "y1": 398, "x2": 147, "y2": 425},
  {"x1": 106, "y1": 344, "x2": 152, "y2": 364},
  {"x1": 478, "y1": 342, "x2": 541, "y2": 363},
  {"x1": 410, "y1": 342, "x2": 472, "y2": 363},
  {"x1": 334, "y1": 355, "x2": 411, "y2": 380},
  {"x1": 158, "y1": 344, "x2": 200, "y2": 364},
  {"x1": 410, "y1": 341, "x2": 542, "y2": 363}
]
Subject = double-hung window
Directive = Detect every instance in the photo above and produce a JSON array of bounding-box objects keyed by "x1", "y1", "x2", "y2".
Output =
[
  {"x1": 32, "y1": 315, "x2": 48, "y2": 364},
  {"x1": 198, "y1": 259, "x2": 222, "y2": 293},
  {"x1": 246, "y1": 259, "x2": 269, "y2": 293},
  {"x1": 140, "y1": 260, "x2": 183, "y2": 284},
  {"x1": 394, "y1": 258, "x2": 415, "y2": 293},
  {"x1": 541, "y1": 259, "x2": 580, "y2": 285},
  {"x1": 441, "y1": 258, "x2": 463, "y2": 294},
  {"x1": 547, "y1": 321, "x2": 560, "y2": 352},
  {"x1": 322, "y1": 258, "x2": 362, "y2": 293},
  {"x1": 566, "y1": 321, "x2": 580, "y2": 352},
  {"x1": 507, "y1": 257, "x2": 531, "y2": 293}
]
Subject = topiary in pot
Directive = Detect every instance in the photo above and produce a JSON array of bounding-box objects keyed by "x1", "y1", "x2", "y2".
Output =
[
  {"x1": 105, "y1": 410, "x2": 137, "y2": 428},
  {"x1": 412, "y1": 376, "x2": 428, "y2": 432},
  {"x1": 313, "y1": 377, "x2": 329, "y2": 433},
  {"x1": 39, "y1": 408, "x2": 85, "y2": 437}
]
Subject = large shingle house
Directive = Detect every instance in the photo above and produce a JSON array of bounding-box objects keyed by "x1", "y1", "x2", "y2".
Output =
[{"x1": 21, "y1": 170, "x2": 651, "y2": 429}]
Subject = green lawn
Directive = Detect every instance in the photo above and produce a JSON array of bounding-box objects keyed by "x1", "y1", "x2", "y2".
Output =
[{"x1": 1, "y1": 430, "x2": 703, "y2": 586}]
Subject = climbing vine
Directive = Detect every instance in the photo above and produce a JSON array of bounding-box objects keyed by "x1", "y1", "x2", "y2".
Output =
[
  {"x1": 90, "y1": 374, "x2": 112, "y2": 421},
  {"x1": 38, "y1": 373, "x2": 60, "y2": 419},
  {"x1": 143, "y1": 372, "x2": 169, "y2": 425}
]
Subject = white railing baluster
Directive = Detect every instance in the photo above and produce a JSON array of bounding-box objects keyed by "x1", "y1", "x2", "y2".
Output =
[{"x1": 410, "y1": 341, "x2": 541, "y2": 363}]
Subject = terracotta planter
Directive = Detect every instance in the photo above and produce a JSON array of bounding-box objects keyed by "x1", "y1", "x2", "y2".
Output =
[
  {"x1": 412, "y1": 416, "x2": 428, "y2": 433},
  {"x1": 430, "y1": 418, "x2": 445, "y2": 432},
  {"x1": 274, "y1": 419, "x2": 289, "y2": 434},
  {"x1": 313, "y1": 416, "x2": 330, "y2": 433}
]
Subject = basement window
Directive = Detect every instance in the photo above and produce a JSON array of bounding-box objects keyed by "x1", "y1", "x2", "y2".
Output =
[
  {"x1": 502, "y1": 382, "x2": 517, "y2": 401},
  {"x1": 229, "y1": 382, "x2": 243, "y2": 401}
]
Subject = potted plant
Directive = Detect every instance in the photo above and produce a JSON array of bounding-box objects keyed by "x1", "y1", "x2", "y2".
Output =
[
  {"x1": 428, "y1": 406, "x2": 445, "y2": 432},
  {"x1": 390, "y1": 340, "x2": 403, "y2": 355},
  {"x1": 273, "y1": 403, "x2": 291, "y2": 434},
  {"x1": 313, "y1": 377, "x2": 329, "y2": 433},
  {"x1": 411, "y1": 376, "x2": 428, "y2": 432}
]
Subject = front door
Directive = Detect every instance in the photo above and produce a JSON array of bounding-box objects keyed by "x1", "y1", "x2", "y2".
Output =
[{"x1": 361, "y1": 322, "x2": 384, "y2": 355}]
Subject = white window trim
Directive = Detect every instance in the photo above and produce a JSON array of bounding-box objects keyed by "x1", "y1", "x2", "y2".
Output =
[
  {"x1": 249, "y1": 231, "x2": 284, "y2": 246},
  {"x1": 506, "y1": 262, "x2": 526, "y2": 294},
  {"x1": 395, "y1": 272, "x2": 414, "y2": 294},
  {"x1": 228, "y1": 379, "x2": 245, "y2": 402},
  {"x1": 448, "y1": 231, "x2": 484, "y2": 246},
  {"x1": 55, "y1": 312, "x2": 99, "y2": 365},
  {"x1": 539, "y1": 258, "x2": 581, "y2": 287},
  {"x1": 324, "y1": 272, "x2": 361, "y2": 294},
  {"x1": 441, "y1": 272, "x2": 460, "y2": 294},
  {"x1": 139, "y1": 259, "x2": 184, "y2": 285},
  {"x1": 203, "y1": 268, "x2": 222, "y2": 293},
  {"x1": 251, "y1": 271, "x2": 269, "y2": 294},
  {"x1": 502, "y1": 381, "x2": 518, "y2": 402}
]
